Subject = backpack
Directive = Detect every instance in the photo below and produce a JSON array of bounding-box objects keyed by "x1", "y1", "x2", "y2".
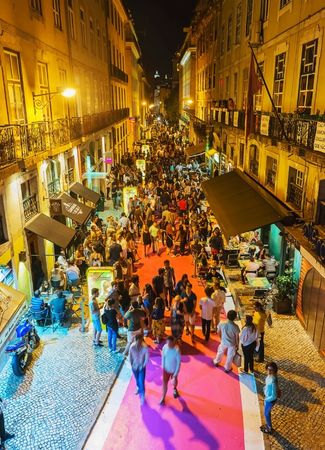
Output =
[{"x1": 101, "y1": 310, "x2": 109, "y2": 325}]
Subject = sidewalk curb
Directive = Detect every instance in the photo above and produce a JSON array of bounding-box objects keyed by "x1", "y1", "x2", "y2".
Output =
[{"x1": 78, "y1": 355, "x2": 126, "y2": 450}]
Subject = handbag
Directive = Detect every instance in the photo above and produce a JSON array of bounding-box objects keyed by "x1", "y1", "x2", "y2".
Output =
[{"x1": 233, "y1": 351, "x2": 242, "y2": 367}]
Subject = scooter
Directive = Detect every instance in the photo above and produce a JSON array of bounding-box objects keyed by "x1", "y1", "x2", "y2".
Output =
[{"x1": 5, "y1": 315, "x2": 40, "y2": 376}]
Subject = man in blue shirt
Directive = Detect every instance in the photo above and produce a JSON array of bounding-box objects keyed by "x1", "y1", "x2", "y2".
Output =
[
  {"x1": 50, "y1": 290, "x2": 67, "y2": 324},
  {"x1": 30, "y1": 290, "x2": 49, "y2": 320}
]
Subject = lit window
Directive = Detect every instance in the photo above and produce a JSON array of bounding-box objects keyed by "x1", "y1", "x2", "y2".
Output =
[
  {"x1": 67, "y1": 0, "x2": 76, "y2": 39},
  {"x1": 227, "y1": 15, "x2": 232, "y2": 51},
  {"x1": 37, "y1": 62, "x2": 52, "y2": 121},
  {"x1": 280, "y1": 0, "x2": 291, "y2": 9},
  {"x1": 53, "y1": 0, "x2": 62, "y2": 30},
  {"x1": 297, "y1": 39, "x2": 318, "y2": 114},
  {"x1": 254, "y1": 62, "x2": 264, "y2": 111},
  {"x1": 80, "y1": 8, "x2": 87, "y2": 47},
  {"x1": 89, "y1": 18, "x2": 96, "y2": 54},
  {"x1": 273, "y1": 52, "x2": 286, "y2": 112}
]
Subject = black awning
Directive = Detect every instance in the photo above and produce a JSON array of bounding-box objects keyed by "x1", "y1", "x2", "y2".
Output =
[
  {"x1": 70, "y1": 182, "x2": 100, "y2": 204},
  {"x1": 58, "y1": 193, "x2": 93, "y2": 225},
  {"x1": 202, "y1": 169, "x2": 291, "y2": 238},
  {"x1": 25, "y1": 213, "x2": 75, "y2": 249},
  {"x1": 185, "y1": 144, "x2": 205, "y2": 158}
]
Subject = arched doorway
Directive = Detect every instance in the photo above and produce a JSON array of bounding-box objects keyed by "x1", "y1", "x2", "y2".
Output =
[{"x1": 302, "y1": 268, "x2": 325, "y2": 352}]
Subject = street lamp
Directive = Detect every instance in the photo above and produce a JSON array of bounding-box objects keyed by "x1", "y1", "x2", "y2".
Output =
[
  {"x1": 142, "y1": 101, "x2": 147, "y2": 106},
  {"x1": 32, "y1": 86, "x2": 76, "y2": 113}
]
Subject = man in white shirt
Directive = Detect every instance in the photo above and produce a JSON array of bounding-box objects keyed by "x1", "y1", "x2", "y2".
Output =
[
  {"x1": 160, "y1": 336, "x2": 181, "y2": 405},
  {"x1": 129, "y1": 334, "x2": 149, "y2": 405},
  {"x1": 213, "y1": 310, "x2": 240, "y2": 373},
  {"x1": 199, "y1": 286, "x2": 215, "y2": 342},
  {"x1": 211, "y1": 282, "x2": 226, "y2": 332},
  {"x1": 119, "y1": 213, "x2": 129, "y2": 229},
  {"x1": 242, "y1": 256, "x2": 260, "y2": 282}
]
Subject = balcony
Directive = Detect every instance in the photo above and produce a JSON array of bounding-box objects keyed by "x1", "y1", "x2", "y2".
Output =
[
  {"x1": 23, "y1": 194, "x2": 39, "y2": 221},
  {"x1": 287, "y1": 183, "x2": 303, "y2": 210},
  {"x1": 66, "y1": 168, "x2": 74, "y2": 186},
  {"x1": 110, "y1": 64, "x2": 128, "y2": 83},
  {"x1": 0, "y1": 108, "x2": 129, "y2": 169},
  {"x1": 214, "y1": 109, "x2": 245, "y2": 130},
  {"x1": 254, "y1": 112, "x2": 319, "y2": 151},
  {"x1": 47, "y1": 178, "x2": 61, "y2": 198}
]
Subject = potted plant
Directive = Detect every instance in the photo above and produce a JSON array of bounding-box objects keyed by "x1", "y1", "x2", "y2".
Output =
[{"x1": 272, "y1": 274, "x2": 297, "y2": 314}]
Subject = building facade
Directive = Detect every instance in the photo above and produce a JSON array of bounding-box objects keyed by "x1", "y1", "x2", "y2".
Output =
[
  {"x1": 0, "y1": 0, "x2": 149, "y2": 333},
  {"x1": 179, "y1": 0, "x2": 325, "y2": 354}
]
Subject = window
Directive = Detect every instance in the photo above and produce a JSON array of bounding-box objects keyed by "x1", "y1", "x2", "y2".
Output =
[
  {"x1": 287, "y1": 167, "x2": 304, "y2": 209},
  {"x1": 254, "y1": 62, "x2": 264, "y2": 111},
  {"x1": 246, "y1": 0, "x2": 253, "y2": 37},
  {"x1": 80, "y1": 8, "x2": 87, "y2": 47},
  {"x1": 225, "y1": 75, "x2": 230, "y2": 98},
  {"x1": 31, "y1": 0, "x2": 42, "y2": 15},
  {"x1": 273, "y1": 52, "x2": 286, "y2": 112},
  {"x1": 59, "y1": 68, "x2": 68, "y2": 116},
  {"x1": 21, "y1": 178, "x2": 39, "y2": 221},
  {"x1": 297, "y1": 39, "x2": 318, "y2": 114},
  {"x1": 89, "y1": 18, "x2": 95, "y2": 54},
  {"x1": 53, "y1": 0, "x2": 62, "y2": 29},
  {"x1": 266, "y1": 156, "x2": 277, "y2": 190},
  {"x1": 227, "y1": 15, "x2": 232, "y2": 51},
  {"x1": 67, "y1": 0, "x2": 76, "y2": 39},
  {"x1": 0, "y1": 197, "x2": 8, "y2": 245},
  {"x1": 235, "y1": 3, "x2": 241, "y2": 44},
  {"x1": 97, "y1": 26, "x2": 102, "y2": 59},
  {"x1": 220, "y1": 24, "x2": 225, "y2": 56},
  {"x1": 212, "y1": 63, "x2": 216, "y2": 89},
  {"x1": 233, "y1": 72, "x2": 238, "y2": 101},
  {"x1": 102, "y1": 29, "x2": 107, "y2": 61},
  {"x1": 4, "y1": 50, "x2": 26, "y2": 124},
  {"x1": 249, "y1": 144, "x2": 259, "y2": 177},
  {"x1": 261, "y1": 0, "x2": 269, "y2": 21},
  {"x1": 37, "y1": 62, "x2": 51, "y2": 120},
  {"x1": 242, "y1": 67, "x2": 249, "y2": 109},
  {"x1": 280, "y1": 0, "x2": 291, "y2": 9}
]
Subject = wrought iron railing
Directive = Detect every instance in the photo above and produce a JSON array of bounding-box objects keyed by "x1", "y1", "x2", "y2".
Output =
[
  {"x1": 0, "y1": 108, "x2": 129, "y2": 168},
  {"x1": 47, "y1": 178, "x2": 61, "y2": 198},
  {"x1": 213, "y1": 109, "x2": 246, "y2": 130},
  {"x1": 287, "y1": 183, "x2": 303, "y2": 210},
  {"x1": 23, "y1": 194, "x2": 39, "y2": 221},
  {"x1": 67, "y1": 168, "x2": 74, "y2": 185},
  {"x1": 254, "y1": 112, "x2": 319, "y2": 151},
  {"x1": 110, "y1": 64, "x2": 128, "y2": 83}
]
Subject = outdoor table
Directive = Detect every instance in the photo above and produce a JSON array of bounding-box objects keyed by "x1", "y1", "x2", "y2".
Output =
[{"x1": 246, "y1": 277, "x2": 271, "y2": 289}]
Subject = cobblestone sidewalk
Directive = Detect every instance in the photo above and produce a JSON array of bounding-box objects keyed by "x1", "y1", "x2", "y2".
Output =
[
  {"x1": 253, "y1": 315, "x2": 325, "y2": 450},
  {"x1": 0, "y1": 327, "x2": 126, "y2": 450}
]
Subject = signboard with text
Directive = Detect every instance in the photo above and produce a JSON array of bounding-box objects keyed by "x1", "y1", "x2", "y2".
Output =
[
  {"x1": 314, "y1": 122, "x2": 325, "y2": 153},
  {"x1": 260, "y1": 115, "x2": 270, "y2": 136}
]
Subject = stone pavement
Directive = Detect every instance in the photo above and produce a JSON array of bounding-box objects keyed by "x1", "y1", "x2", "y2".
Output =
[
  {"x1": 0, "y1": 326, "x2": 126, "y2": 450},
  {"x1": 254, "y1": 315, "x2": 325, "y2": 450}
]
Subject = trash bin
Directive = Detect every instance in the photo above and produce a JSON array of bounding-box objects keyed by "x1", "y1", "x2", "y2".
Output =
[{"x1": 96, "y1": 194, "x2": 105, "y2": 212}]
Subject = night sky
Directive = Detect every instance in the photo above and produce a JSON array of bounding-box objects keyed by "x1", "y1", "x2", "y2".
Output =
[{"x1": 124, "y1": 0, "x2": 197, "y2": 80}]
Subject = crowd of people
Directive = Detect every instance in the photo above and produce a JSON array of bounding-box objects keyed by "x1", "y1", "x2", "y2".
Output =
[{"x1": 28, "y1": 121, "x2": 280, "y2": 435}]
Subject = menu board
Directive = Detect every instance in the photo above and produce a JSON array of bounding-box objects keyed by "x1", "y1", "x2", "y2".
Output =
[{"x1": 87, "y1": 267, "x2": 115, "y2": 306}]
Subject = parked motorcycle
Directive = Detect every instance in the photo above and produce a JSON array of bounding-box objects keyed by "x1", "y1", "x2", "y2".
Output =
[{"x1": 5, "y1": 315, "x2": 40, "y2": 376}]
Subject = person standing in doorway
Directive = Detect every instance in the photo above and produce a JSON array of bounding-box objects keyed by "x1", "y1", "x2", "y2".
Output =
[
  {"x1": 129, "y1": 334, "x2": 149, "y2": 405},
  {"x1": 199, "y1": 286, "x2": 215, "y2": 342},
  {"x1": 90, "y1": 288, "x2": 103, "y2": 347},
  {"x1": 240, "y1": 315, "x2": 258, "y2": 373},
  {"x1": 213, "y1": 310, "x2": 240, "y2": 373},
  {"x1": 160, "y1": 336, "x2": 181, "y2": 405}
]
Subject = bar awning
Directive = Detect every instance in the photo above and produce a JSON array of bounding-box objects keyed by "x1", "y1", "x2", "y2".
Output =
[
  {"x1": 185, "y1": 144, "x2": 205, "y2": 158},
  {"x1": 58, "y1": 193, "x2": 92, "y2": 225},
  {"x1": 25, "y1": 213, "x2": 75, "y2": 249},
  {"x1": 202, "y1": 169, "x2": 291, "y2": 238},
  {"x1": 70, "y1": 182, "x2": 100, "y2": 204}
]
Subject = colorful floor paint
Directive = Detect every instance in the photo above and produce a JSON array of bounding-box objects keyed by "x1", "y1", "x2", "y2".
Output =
[{"x1": 84, "y1": 247, "x2": 264, "y2": 450}]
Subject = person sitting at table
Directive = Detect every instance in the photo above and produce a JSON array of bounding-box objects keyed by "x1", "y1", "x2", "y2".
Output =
[
  {"x1": 30, "y1": 290, "x2": 50, "y2": 321},
  {"x1": 256, "y1": 242, "x2": 266, "y2": 260},
  {"x1": 263, "y1": 255, "x2": 278, "y2": 280},
  {"x1": 242, "y1": 256, "x2": 260, "y2": 283},
  {"x1": 66, "y1": 260, "x2": 80, "y2": 287},
  {"x1": 50, "y1": 290, "x2": 67, "y2": 324},
  {"x1": 50, "y1": 263, "x2": 65, "y2": 290}
]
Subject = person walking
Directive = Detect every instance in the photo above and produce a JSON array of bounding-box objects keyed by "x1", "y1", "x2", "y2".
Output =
[
  {"x1": 213, "y1": 310, "x2": 240, "y2": 373},
  {"x1": 211, "y1": 282, "x2": 226, "y2": 332},
  {"x1": 170, "y1": 295, "x2": 185, "y2": 344},
  {"x1": 123, "y1": 300, "x2": 146, "y2": 355},
  {"x1": 240, "y1": 315, "x2": 258, "y2": 373},
  {"x1": 142, "y1": 224, "x2": 151, "y2": 257},
  {"x1": 103, "y1": 299, "x2": 122, "y2": 353},
  {"x1": 160, "y1": 336, "x2": 181, "y2": 405},
  {"x1": 90, "y1": 288, "x2": 103, "y2": 347},
  {"x1": 152, "y1": 297, "x2": 165, "y2": 344},
  {"x1": 253, "y1": 302, "x2": 267, "y2": 362},
  {"x1": 129, "y1": 334, "x2": 149, "y2": 405},
  {"x1": 199, "y1": 286, "x2": 215, "y2": 342},
  {"x1": 181, "y1": 283, "x2": 197, "y2": 343},
  {"x1": 261, "y1": 362, "x2": 280, "y2": 434},
  {"x1": 163, "y1": 260, "x2": 176, "y2": 310}
]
